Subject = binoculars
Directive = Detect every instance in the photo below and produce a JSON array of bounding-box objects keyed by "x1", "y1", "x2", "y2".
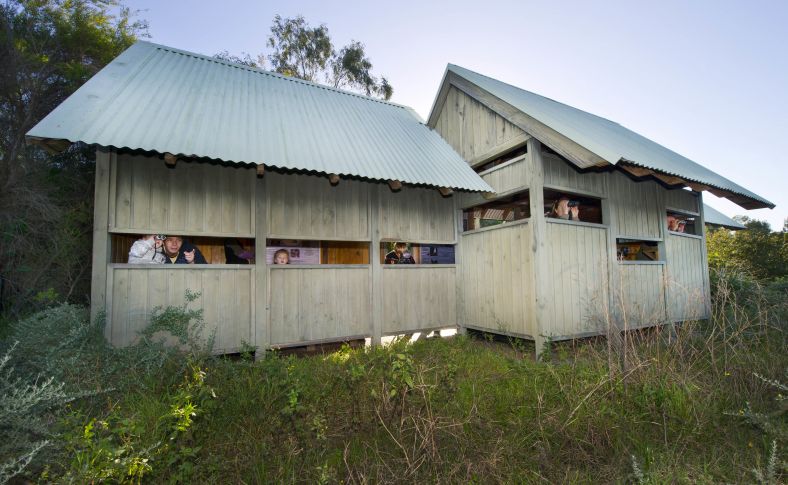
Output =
[
  {"x1": 154, "y1": 234, "x2": 167, "y2": 240},
  {"x1": 567, "y1": 200, "x2": 580, "y2": 208}
]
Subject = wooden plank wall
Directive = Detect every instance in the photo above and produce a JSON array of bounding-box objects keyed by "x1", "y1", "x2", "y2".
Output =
[
  {"x1": 665, "y1": 188, "x2": 699, "y2": 213},
  {"x1": 434, "y1": 86, "x2": 525, "y2": 161},
  {"x1": 378, "y1": 185, "x2": 456, "y2": 243},
  {"x1": 540, "y1": 222, "x2": 609, "y2": 338},
  {"x1": 543, "y1": 153, "x2": 606, "y2": 195},
  {"x1": 112, "y1": 153, "x2": 254, "y2": 236},
  {"x1": 381, "y1": 267, "x2": 456, "y2": 334},
  {"x1": 459, "y1": 223, "x2": 535, "y2": 337},
  {"x1": 480, "y1": 157, "x2": 531, "y2": 195},
  {"x1": 608, "y1": 171, "x2": 662, "y2": 238},
  {"x1": 108, "y1": 266, "x2": 253, "y2": 352},
  {"x1": 267, "y1": 172, "x2": 370, "y2": 240},
  {"x1": 269, "y1": 267, "x2": 371, "y2": 345},
  {"x1": 665, "y1": 234, "x2": 707, "y2": 321},
  {"x1": 616, "y1": 264, "x2": 667, "y2": 327}
]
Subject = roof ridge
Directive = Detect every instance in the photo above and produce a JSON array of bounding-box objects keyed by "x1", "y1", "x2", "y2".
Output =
[
  {"x1": 136, "y1": 41, "x2": 410, "y2": 111},
  {"x1": 447, "y1": 63, "x2": 623, "y2": 127}
]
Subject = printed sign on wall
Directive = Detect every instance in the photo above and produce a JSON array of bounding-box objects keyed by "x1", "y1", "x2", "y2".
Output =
[{"x1": 266, "y1": 246, "x2": 320, "y2": 265}]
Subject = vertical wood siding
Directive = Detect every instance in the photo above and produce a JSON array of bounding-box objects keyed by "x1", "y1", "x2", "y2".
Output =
[
  {"x1": 616, "y1": 264, "x2": 667, "y2": 326},
  {"x1": 108, "y1": 267, "x2": 253, "y2": 352},
  {"x1": 269, "y1": 267, "x2": 371, "y2": 345},
  {"x1": 540, "y1": 222, "x2": 609, "y2": 337},
  {"x1": 480, "y1": 158, "x2": 531, "y2": 195},
  {"x1": 112, "y1": 153, "x2": 254, "y2": 235},
  {"x1": 608, "y1": 172, "x2": 662, "y2": 238},
  {"x1": 267, "y1": 172, "x2": 370, "y2": 240},
  {"x1": 381, "y1": 267, "x2": 456, "y2": 334},
  {"x1": 378, "y1": 185, "x2": 456, "y2": 243},
  {"x1": 665, "y1": 235, "x2": 707, "y2": 321},
  {"x1": 664, "y1": 188, "x2": 699, "y2": 213},
  {"x1": 434, "y1": 86, "x2": 525, "y2": 161},
  {"x1": 459, "y1": 223, "x2": 535, "y2": 337},
  {"x1": 543, "y1": 153, "x2": 606, "y2": 195}
]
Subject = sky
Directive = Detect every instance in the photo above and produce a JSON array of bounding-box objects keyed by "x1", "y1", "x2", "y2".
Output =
[{"x1": 122, "y1": 0, "x2": 787, "y2": 230}]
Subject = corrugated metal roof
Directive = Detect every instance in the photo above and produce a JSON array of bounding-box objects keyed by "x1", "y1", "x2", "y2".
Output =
[
  {"x1": 27, "y1": 42, "x2": 492, "y2": 192},
  {"x1": 440, "y1": 64, "x2": 773, "y2": 208},
  {"x1": 703, "y1": 204, "x2": 746, "y2": 230}
]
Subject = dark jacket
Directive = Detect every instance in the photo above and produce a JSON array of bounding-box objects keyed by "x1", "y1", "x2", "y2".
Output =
[
  {"x1": 384, "y1": 250, "x2": 415, "y2": 264},
  {"x1": 164, "y1": 241, "x2": 207, "y2": 264}
]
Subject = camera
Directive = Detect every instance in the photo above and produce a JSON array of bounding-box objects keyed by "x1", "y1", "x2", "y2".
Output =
[{"x1": 154, "y1": 234, "x2": 166, "y2": 240}]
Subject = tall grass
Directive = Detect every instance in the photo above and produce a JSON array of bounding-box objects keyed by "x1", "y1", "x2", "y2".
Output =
[{"x1": 0, "y1": 269, "x2": 785, "y2": 483}]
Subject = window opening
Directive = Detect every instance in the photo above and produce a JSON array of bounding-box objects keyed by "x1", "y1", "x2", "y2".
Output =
[
  {"x1": 666, "y1": 211, "x2": 698, "y2": 235},
  {"x1": 266, "y1": 239, "x2": 369, "y2": 265},
  {"x1": 462, "y1": 191, "x2": 530, "y2": 231},
  {"x1": 543, "y1": 189, "x2": 603, "y2": 224},
  {"x1": 379, "y1": 242, "x2": 455, "y2": 264},
  {"x1": 111, "y1": 234, "x2": 254, "y2": 264},
  {"x1": 473, "y1": 145, "x2": 527, "y2": 173},
  {"x1": 617, "y1": 239, "x2": 660, "y2": 262}
]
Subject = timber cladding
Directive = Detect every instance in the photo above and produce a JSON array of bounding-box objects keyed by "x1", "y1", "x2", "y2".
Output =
[{"x1": 111, "y1": 152, "x2": 255, "y2": 236}]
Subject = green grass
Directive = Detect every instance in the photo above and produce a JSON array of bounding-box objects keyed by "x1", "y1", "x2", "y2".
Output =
[
  {"x1": 3, "y1": 270, "x2": 786, "y2": 483},
  {"x1": 53, "y1": 329, "x2": 781, "y2": 484}
]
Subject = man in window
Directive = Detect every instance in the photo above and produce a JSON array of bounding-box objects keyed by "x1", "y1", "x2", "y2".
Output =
[
  {"x1": 384, "y1": 242, "x2": 415, "y2": 264},
  {"x1": 163, "y1": 236, "x2": 207, "y2": 264}
]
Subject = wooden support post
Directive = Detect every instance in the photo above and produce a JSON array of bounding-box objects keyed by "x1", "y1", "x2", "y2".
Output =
[
  {"x1": 697, "y1": 193, "x2": 712, "y2": 319},
  {"x1": 254, "y1": 173, "x2": 269, "y2": 360},
  {"x1": 387, "y1": 180, "x2": 402, "y2": 191},
  {"x1": 91, "y1": 149, "x2": 112, "y2": 331},
  {"x1": 526, "y1": 138, "x2": 548, "y2": 360},
  {"x1": 602, "y1": 172, "x2": 623, "y2": 373},
  {"x1": 453, "y1": 195, "x2": 466, "y2": 336},
  {"x1": 164, "y1": 153, "x2": 178, "y2": 167},
  {"x1": 438, "y1": 187, "x2": 453, "y2": 196},
  {"x1": 328, "y1": 173, "x2": 340, "y2": 185},
  {"x1": 256, "y1": 164, "x2": 265, "y2": 177},
  {"x1": 370, "y1": 185, "x2": 383, "y2": 345}
]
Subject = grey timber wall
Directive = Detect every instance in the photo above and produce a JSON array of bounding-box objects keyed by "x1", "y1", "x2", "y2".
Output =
[
  {"x1": 543, "y1": 153, "x2": 605, "y2": 196},
  {"x1": 97, "y1": 151, "x2": 461, "y2": 351},
  {"x1": 665, "y1": 234, "x2": 708, "y2": 321},
  {"x1": 540, "y1": 221, "x2": 610, "y2": 338},
  {"x1": 381, "y1": 266, "x2": 457, "y2": 334},
  {"x1": 111, "y1": 152, "x2": 255, "y2": 236},
  {"x1": 267, "y1": 172, "x2": 370, "y2": 241},
  {"x1": 459, "y1": 223, "x2": 535, "y2": 337},
  {"x1": 107, "y1": 266, "x2": 253, "y2": 352},
  {"x1": 617, "y1": 263, "x2": 667, "y2": 327},
  {"x1": 434, "y1": 86, "x2": 526, "y2": 163},
  {"x1": 269, "y1": 267, "x2": 371, "y2": 346}
]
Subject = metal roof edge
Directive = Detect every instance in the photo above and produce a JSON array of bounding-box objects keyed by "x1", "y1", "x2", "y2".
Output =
[{"x1": 134, "y1": 41, "x2": 415, "y2": 111}]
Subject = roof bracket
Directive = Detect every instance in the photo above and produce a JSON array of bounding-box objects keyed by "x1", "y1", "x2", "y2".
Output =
[
  {"x1": 328, "y1": 174, "x2": 340, "y2": 186},
  {"x1": 438, "y1": 187, "x2": 453, "y2": 196},
  {"x1": 164, "y1": 153, "x2": 178, "y2": 167},
  {"x1": 256, "y1": 164, "x2": 265, "y2": 177},
  {"x1": 388, "y1": 180, "x2": 402, "y2": 191}
]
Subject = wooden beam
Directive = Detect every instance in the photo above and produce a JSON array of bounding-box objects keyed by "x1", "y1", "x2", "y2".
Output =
[
  {"x1": 256, "y1": 164, "x2": 265, "y2": 177},
  {"x1": 328, "y1": 174, "x2": 340, "y2": 185},
  {"x1": 164, "y1": 153, "x2": 178, "y2": 167},
  {"x1": 438, "y1": 187, "x2": 453, "y2": 196},
  {"x1": 652, "y1": 173, "x2": 686, "y2": 186},
  {"x1": 388, "y1": 180, "x2": 402, "y2": 191},
  {"x1": 620, "y1": 164, "x2": 653, "y2": 178}
]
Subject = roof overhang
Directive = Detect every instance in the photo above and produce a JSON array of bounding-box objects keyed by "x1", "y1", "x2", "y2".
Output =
[{"x1": 428, "y1": 65, "x2": 774, "y2": 210}]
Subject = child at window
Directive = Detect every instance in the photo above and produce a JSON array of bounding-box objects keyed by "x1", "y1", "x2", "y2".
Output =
[{"x1": 128, "y1": 235, "x2": 166, "y2": 264}]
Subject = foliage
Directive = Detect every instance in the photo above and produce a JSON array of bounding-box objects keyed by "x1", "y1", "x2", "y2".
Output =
[
  {"x1": 0, "y1": 0, "x2": 147, "y2": 320},
  {"x1": 0, "y1": 343, "x2": 73, "y2": 483},
  {"x1": 707, "y1": 217, "x2": 788, "y2": 281},
  {"x1": 218, "y1": 14, "x2": 393, "y2": 100}
]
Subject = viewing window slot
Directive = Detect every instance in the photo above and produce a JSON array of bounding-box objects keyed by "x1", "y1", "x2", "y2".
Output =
[
  {"x1": 267, "y1": 239, "x2": 369, "y2": 265},
  {"x1": 379, "y1": 242, "x2": 455, "y2": 265},
  {"x1": 666, "y1": 211, "x2": 698, "y2": 235},
  {"x1": 111, "y1": 234, "x2": 254, "y2": 264},
  {"x1": 543, "y1": 189, "x2": 603, "y2": 224},
  {"x1": 473, "y1": 145, "x2": 527, "y2": 173},
  {"x1": 463, "y1": 190, "x2": 530, "y2": 232},
  {"x1": 617, "y1": 239, "x2": 661, "y2": 262}
]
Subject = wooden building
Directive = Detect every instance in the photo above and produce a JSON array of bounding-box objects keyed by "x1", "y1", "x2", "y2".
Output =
[{"x1": 27, "y1": 43, "x2": 772, "y2": 356}]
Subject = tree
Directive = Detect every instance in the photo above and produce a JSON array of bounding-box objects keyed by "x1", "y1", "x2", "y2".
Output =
[
  {"x1": 0, "y1": 0, "x2": 146, "y2": 317},
  {"x1": 707, "y1": 217, "x2": 788, "y2": 281},
  {"x1": 219, "y1": 15, "x2": 393, "y2": 100}
]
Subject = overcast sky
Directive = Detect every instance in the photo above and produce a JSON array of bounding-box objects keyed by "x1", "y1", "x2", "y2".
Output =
[{"x1": 124, "y1": 0, "x2": 787, "y2": 229}]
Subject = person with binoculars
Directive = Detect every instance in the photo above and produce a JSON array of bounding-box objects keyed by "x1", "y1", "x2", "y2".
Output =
[
  {"x1": 127, "y1": 234, "x2": 167, "y2": 264},
  {"x1": 547, "y1": 196, "x2": 581, "y2": 221},
  {"x1": 384, "y1": 242, "x2": 415, "y2": 264}
]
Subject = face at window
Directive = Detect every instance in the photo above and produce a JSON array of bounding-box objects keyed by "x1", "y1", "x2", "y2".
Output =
[
  {"x1": 273, "y1": 250, "x2": 289, "y2": 264},
  {"x1": 164, "y1": 237, "x2": 183, "y2": 257}
]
